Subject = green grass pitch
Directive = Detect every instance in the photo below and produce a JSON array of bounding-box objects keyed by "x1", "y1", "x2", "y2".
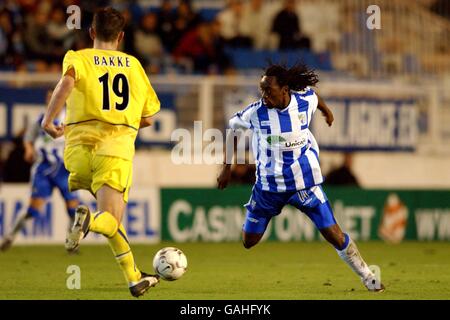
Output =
[{"x1": 0, "y1": 241, "x2": 449, "y2": 300}]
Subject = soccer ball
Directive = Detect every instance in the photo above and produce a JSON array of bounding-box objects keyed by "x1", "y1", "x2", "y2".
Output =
[{"x1": 152, "y1": 247, "x2": 188, "y2": 281}]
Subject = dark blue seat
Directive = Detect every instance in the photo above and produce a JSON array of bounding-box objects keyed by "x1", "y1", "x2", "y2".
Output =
[
  {"x1": 225, "y1": 48, "x2": 334, "y2": 71},
  {"x1": 198, "y1": 8, "x2": 220, "y2": 22}
]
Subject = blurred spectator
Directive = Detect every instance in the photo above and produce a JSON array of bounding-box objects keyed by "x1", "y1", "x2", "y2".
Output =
[
  {"x1": 216, "y1": 0, "x2": 252, "y2": 48},
  {"x1": 271, "y1": 0, "x2": 311, "y2": 50},
  {"x1": 177, "y1": 0, "x2": 202, "y2": 31},
  {"x1": 173, "y1": 20, "x2": 230, "y2": 74},
  {"x1": 170, "y1": 0, "x2": 203, "y2": 52},
  {"x1": 430, "y1": 0, "x2": 450, "y2": 20},
  {"x1": 121, "y1": 8, "x2": 137, "y2": 55},
  {"x1": 47, "y1": 6, "x2": 75, "y2": 51},
  {"x1": 0, "y1": 9, "x2": 15, "y2": 64},
  {"x1": 157, "y1": 0, "x2": 177, "y2": 52},
  {"x1": 36, "y1": 0, "x2": 53, "y2": 15},
  {"x1": 3, "y1": 134, "x2": 31, "y2": 183},
  {"x1": 325, "y1": 153, "x2": 360, "y2": 186},
  {"x1": 134, "y1": 12, "x2": 164, "y2": 74},
  {"x1": 0, "y1": 7, "x2": 25, "y2": 69},
  {"x1": 229, "y1": 163, "x2": 256, "y2": 185},
  {"x1": 17, "y1": 0, "x2": 40, "y2": 13},
  {"x1": 242, "y1": 0, "x2": 272, "y2": 49},
  {"x1": 23, "y1": 10, "x2": 64, "y2": 68}
]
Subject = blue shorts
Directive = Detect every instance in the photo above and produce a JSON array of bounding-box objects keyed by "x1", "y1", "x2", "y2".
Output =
[
  {"x1": 31, "y1": 162, "x2": 78, "y2": 201},
  {"x1": 243, "y1": 184, "x2": 336, "y2": 234}
]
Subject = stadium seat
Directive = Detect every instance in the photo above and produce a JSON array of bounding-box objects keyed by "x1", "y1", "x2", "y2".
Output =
[
  {"x1": 225, "y1": 48, "x2": 334, "y2": 71},
  {"x1": 198, "y1": 8, "x2": 220, "y2": 22}
]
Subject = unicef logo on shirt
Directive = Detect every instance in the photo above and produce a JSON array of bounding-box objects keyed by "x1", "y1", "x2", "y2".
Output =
[
  {"x1": 266, "y1": 134, "x2": 307, "y2": 150},
  {"x1": 285, "y1": 137, "x2": 307, "y2": 148}
]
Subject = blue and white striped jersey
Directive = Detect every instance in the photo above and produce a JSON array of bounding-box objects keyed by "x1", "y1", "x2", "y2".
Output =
[
  {"x1": 25, "y1": 112, "x2": 65, "y2": 169},
  {"x1": 229, "y1": 87, "x2": 323, "y2": 192}
]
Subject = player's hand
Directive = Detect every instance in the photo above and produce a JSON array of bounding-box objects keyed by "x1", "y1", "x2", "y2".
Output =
[
  {"x1": 42, "y1": 122, "x2": 65, "y2": 139},
  {"x1": 24, "y1": 149, "x2": 35, "y2": 163},
  {"x1": 321, "y1": 109, "x2": 334, "y2": 127},
  {"x1": 217, "y1": 164, "x2": 232, "y2": 190}
]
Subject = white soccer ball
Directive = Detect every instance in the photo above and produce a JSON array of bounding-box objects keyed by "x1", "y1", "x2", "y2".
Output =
[{"x1": 152, "y1": 247, "x2": 188, "y2": 281}]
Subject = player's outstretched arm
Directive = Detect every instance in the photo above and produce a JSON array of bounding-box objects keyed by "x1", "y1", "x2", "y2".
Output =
[
  {"x1": 23, "y1": 141, "x2": 35, "y2": 163},
  {"x1": 217, "y1": 163, "x2": 232, "y2": 190},
  {"x1": 41, "y1": 69, "x2": 75, "y2": 138},
  {"x1": 217, "y1": 129, "x2": 237, "y2": 190},
  {"x1": 317, "y1": 94, "x2": 334, "y2": 127},
  {"x1": 23, "y1": 119, "x2": 39, "y2": 163}
]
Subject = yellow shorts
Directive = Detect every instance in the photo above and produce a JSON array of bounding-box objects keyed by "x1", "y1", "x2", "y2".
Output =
[{"x1": 64, "y1": 145, "x2": 133, "y2": 202}]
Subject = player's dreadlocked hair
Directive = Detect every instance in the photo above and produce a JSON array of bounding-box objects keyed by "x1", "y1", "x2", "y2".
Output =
[{"x1": 263, "y1": 62, "x2": 319, "y2": 91}]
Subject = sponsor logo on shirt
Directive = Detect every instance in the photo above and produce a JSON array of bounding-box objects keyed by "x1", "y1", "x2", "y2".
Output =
[
  {"x1": 267, "y1": 135, "x2": 286, "y2": 145},
  {"x1": 285, "y1": 137, "x2": 307, "y2": 148}
]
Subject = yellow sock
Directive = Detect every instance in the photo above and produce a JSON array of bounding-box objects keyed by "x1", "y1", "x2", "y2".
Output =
[
  {"x1": 108, "y1": 224, "x2": 141, "y2": 285},
  {"x1": 89, "y1": 211, "x2": 119, "y2": 237}
]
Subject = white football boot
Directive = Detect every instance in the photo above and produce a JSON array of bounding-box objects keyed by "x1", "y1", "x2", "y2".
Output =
[{"x1": 65, "y1": 205, "x2": 90, "y2": 253}]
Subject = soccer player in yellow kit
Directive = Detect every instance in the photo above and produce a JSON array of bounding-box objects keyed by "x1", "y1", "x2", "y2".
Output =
[{"x1": 41, "y1": 7, "x2": 160, "y2": 298}]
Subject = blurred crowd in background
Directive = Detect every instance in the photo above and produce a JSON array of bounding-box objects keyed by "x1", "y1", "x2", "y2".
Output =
[
  {"x1": 2, "y1": 0, "x2": 449, "y2": 76},
  {"x1": 0, "y1": 0, "x2": 317, "y2": 74}
]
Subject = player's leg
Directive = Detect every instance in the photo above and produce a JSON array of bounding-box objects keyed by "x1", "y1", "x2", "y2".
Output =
[
  {"x1": 65, "y1": 153, "x2": 127, "y2": 244},
  {"x1": 0, "y1": 197, "x2": 46, "y2": 251},
  {"x1": 95, "y1": 184, "x2": 159, "y2": 297},
  {"x1": 289, "y1": 185, "x2": 384, "y2": 292},
  {"x1": 1, "y1": 167, "x2": 52, "y2": 251},
  {"x1": 241, "y1": 185, "x2": 287, "y2": 249},
  {"x1": 54, "y1": 164, "x2": 81, "y2": 231},
  {"x1": 319, "y1": 223, "x2": 384, "y2": 291},
  {"x1": 65, "y1": 199, "x2": 78, "y2": 230},
  {"x1": 63, "y1": 145, "x2": 92, "y2": 250},
  {"x1": 67, "y1": 155, "x2": 158, "y2": 297},
  {"x1": 242, "y1": 213, "x2": 271, "y2": 249}
]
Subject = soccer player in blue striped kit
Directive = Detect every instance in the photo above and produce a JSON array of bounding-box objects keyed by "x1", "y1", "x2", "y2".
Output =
[
  {"x1": 217, "y1": 63, "x2": 385, "y2": 292},
  {"x1": 0, "y1": 90, "x2": 80, "y2": 252}
]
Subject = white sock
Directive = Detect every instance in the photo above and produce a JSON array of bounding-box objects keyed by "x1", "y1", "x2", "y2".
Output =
[
  {"x1": 336, "y1": 235, "x2": 374, "y2": 281},
  {"x1": 8, "y1": 212, "x2": 32, "y2": 241}
]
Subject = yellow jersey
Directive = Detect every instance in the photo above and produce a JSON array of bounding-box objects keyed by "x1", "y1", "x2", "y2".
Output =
[{"x1": 62, "y1": 48, "x2": 160, "y2": 160}]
